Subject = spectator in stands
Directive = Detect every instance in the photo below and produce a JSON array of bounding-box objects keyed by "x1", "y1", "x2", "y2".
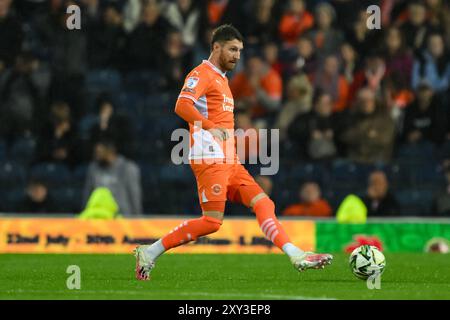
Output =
[
  {"x1": 282, "y1": 181, "x2": 332, "y2": 217},
  {"x1": 255, "y1": 175, "x2": 273, "y2": 197},
  {"x1": 86, "y1": 2, "x2": 127, "y2": 69},
  {"x1": 263, "y1": 42, "x2": 282, "y2": 76},
  {"x1": 288, "y1": 91, "x2": 337, "y2": 161},
  {"x1": 331, "y1": 0, "x2": 376, "y2": 32},
  {"x1": 122, "y1": 0, "x2": 142, "y2": 33},
  {"x1": 80, "y1": 0, "x2": 102, "y2": 24},
  {"x1": 400, "y1": 0, "x2": 433, "y2": 52},
  {"x1": 363, "y1": 170, "x2": 400, "y2": 216},
  {"x1": 412, "y1": 32, "x2": 450, "y2": 92},
  {"x1": 278, "y1": 0, "x2": 314, "y2": 47},
  {"x1": 382, "y1": 27, "x2": 414, "y2": 87},
  {"x1": 198, "y1": 0, "x2": 233, "y2": 29},
  {"x1": 159, "y1": 30, "x2": 193, "y2": 92},
  {"x1": 425, "y1": 0, "x2": 450, "y2": 46},
  {"x1": 433, "y1": 165, "x2": 450, "y2": 216},
  {"x1": 0, "y1": 52, "x2": 42, "y2": 147},
  {"x1": 349, "y1": 54, "x2": 386, "y2": 103},
  {"x1": 83, "y1": 139, "x2": 142, "y2": 216},
  {"x1": 311, "y1": 54, "x2": 350, "y2": 112},
  {"x1": 244, "y1": 0, "x2": 279, "y2": 47},
  {"x1": 287, "y1": 36, "x2": 318, "y2": 77},
  {"x1": 401, "y1": 80, "x2": 447, "y2": 145},
  {"x1": 274, "y1": 73, "x2": 313, "y2": 141},
  {"x1": 346, "y1": 9, "x2": 380, "y2": 59},
  {"x1": 340, "y1": 87, "x2": 395, "y2": 164},
  {"x1": 0, "y1": 0, "x2": 23, "y2": 71},
  {"x1": 41, "y1": 0, "x2": 87, "y2": 120},
  {"x1": 340, "y1": 42, "x2": 358, "y2": 84},
  {"x1": 127, "y1": 0, "x2": 170, "y2": 71},
  {"x1": 35, "y1": 101, "x2": 79, "y2": 168},
  {"x1": 306, "y1": 2, "x2": 344, "y2": 58},
  {"x1": 230, "y1": 51, "x2": 282, "y2": 120},
  {"x1": 17, "y1": 178, "x2": 57, "y2": 214},
  {"x1": 163, "y1": 0, "x2": 201, "y2": 48},
  {"x1": 383, "y1": 73, "x2": 415, "y2": 124},
  {"x1": 88, "y1": 96, "x2": 134, "y2": 160}
]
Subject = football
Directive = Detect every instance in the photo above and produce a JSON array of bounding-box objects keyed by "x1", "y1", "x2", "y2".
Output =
[{"x1": 349, "y1": 245, "x2": 386, "y2": 280}]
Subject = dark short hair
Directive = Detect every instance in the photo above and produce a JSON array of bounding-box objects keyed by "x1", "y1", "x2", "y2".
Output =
[
  {"x1": 312, "y1": 89, "x2": 331, "y2": 106},
  {"x1": 28, "y1": 177, "x2": 47, "y2": 188},
  {"x1": 95, "y1": 93, "x2": 114, "y2": 113},
  {"x1": 210, "y1": 24, "x2": 244, "y2": 51},
  {"x1": 96, "y1": 137, "x2": 117, "y2": 152}
]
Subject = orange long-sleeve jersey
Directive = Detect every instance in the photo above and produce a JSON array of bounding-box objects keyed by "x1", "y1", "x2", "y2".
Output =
[{"x1": 175, "y1": 60, "x2": 237, "y2": 163}]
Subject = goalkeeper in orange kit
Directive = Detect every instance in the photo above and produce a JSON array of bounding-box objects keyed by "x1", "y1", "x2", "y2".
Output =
[{"x1": 134, "y1": 24, "x2": 332, "y2": 280}]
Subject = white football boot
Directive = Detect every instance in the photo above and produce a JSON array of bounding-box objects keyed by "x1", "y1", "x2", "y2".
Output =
[
  {"x1": 291, "y1": 252, "x2": 333, "y2": 272},
  {"x1": 134, "y1": 245, "x2": 155, "y2": 281}
]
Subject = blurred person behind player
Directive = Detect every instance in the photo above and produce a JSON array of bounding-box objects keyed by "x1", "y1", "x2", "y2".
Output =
[
  {"x1": 134, "y1": 24, "x2": 332, "y2": 280},
  {"x1": 282, "y1": 181, "x2": 332, "y2": 217}
]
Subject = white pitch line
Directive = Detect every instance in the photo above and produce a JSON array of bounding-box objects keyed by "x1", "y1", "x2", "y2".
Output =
[{"x1": 0, "y1": 289, "x2": 336, "y2": 300}]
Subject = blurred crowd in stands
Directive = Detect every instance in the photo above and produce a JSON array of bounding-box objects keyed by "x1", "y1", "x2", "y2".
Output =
[{"x1": 0, "y1": 0, "x2": 450, "y2": 217}]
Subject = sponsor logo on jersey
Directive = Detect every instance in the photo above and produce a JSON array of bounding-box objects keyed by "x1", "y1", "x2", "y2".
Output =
[{"x1": 222, "y1": 94, "x2": 234, "y2": 112}]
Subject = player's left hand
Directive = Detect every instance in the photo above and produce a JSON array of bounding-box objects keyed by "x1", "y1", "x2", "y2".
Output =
[{"x1": 208, "y1": 128, "x2": 230, "y2": 141}]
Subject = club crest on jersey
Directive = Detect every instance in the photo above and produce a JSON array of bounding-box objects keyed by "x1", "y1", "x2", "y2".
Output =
[
  {"x1": 186, "y1": 77, "x2": 199, "y2": 89},
  {"x1": 211, "y1": 184, "x2": 222, "y2": 195}
]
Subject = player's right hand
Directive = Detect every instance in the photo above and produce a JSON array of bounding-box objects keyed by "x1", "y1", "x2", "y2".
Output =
[{"x1": 208, "y1": 128, "x2": 229, "y2": 141}]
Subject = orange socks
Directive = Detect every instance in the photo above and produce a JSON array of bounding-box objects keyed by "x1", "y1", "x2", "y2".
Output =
[
  {"x1": 160, "y1": 197, "x2": 290, "y2": 252},
  {"x1": 161, "y1": 215, "x2": 222, "y2": 250},
  {"x1": 253, "y1": 197, "x2": 291, "y2": 249}
]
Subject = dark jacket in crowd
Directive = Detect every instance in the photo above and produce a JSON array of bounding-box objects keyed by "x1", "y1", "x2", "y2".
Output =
[
  {"x1": 18, "y1": 194, "x2": 58, "y2": 214},
  {"x1": 363, "y1": 192, "x2": 400, "y2": 216},
  {"x1": 402, "y1": 96, "x2": 448, "y2": 145}
]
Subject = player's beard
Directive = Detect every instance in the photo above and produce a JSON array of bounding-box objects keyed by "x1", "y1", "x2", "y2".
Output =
[{"x1": 219, "y1": 53, "x2": 237, "y2": 71}]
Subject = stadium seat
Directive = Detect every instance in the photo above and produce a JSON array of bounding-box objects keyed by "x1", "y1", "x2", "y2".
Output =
[
  {"x1": 135, "y1": 138, "x2": 169, "y2": 163},
  {"x1": 143, "y1": 93, "x2": 173, "y2": 116},
  {"x1": 72, "y1": 165, "x2": 88, "y2": 188},
  {"x1": 123, "y1": 71, "x2": 161, "y2": 94},
  {"x1": 139, "y1": 164, "x2": 160, "y2": 189},
  {"x1": 157, "y1": 163, "x2": 194, "y2": 186},
  {"x1": 0, "y1": 161, "x2": 26, "y2": 190},
  {"x1": 289, "y1": 162, "x2": 329, "y2": 186},
  {"x1": 396, "y1": 142, "x2": 437, "y2": 164},
  {"x1": 396, "y1": 189, "x2": 434, "y2": 216},
  {"x1": 384, "y1": 162, "x2": 414, "y2": 189},
  {"x1": 85, "y1": 69, "x2": 122, "y2": 93},
  {"x1": 116, "y1": 92, "x2": 146, "y2": 118},
  {"x1": 9, "y1": 137, "x2": 37, "y2": 165},
  {"x1": 411, "y1": 163, "x2": 447, "y2": 188},
  {"x1": 0, "y1": 140, "x2": 6, "y2": 161},
  {"x1": 437, "y1": 140, "x2": 450, "y2": 160},
  {"x1": 1, "y1": 189, "x2": 24, "y2": 213},
  {"x1": 78, "y1": 114, "x2": 98, "y2": 140},
  {"x1": 30, "y1": 163, "x2": 71, "y2": 188},
  {"x1": 330, "y1": 159, "x2": 369, "y2": 189},
  {"x1": 52, "y1": 187, "x2": 82, "y2": 213}
]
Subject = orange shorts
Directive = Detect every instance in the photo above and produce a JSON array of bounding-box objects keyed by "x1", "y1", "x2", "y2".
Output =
[{"x1": 190, "y1": 163, "x2": 264, "y2": 208}]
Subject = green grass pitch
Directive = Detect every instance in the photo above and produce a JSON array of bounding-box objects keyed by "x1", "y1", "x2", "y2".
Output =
[{"x1": 1, "y1": 253, "x2": 449, "y2": 300}]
